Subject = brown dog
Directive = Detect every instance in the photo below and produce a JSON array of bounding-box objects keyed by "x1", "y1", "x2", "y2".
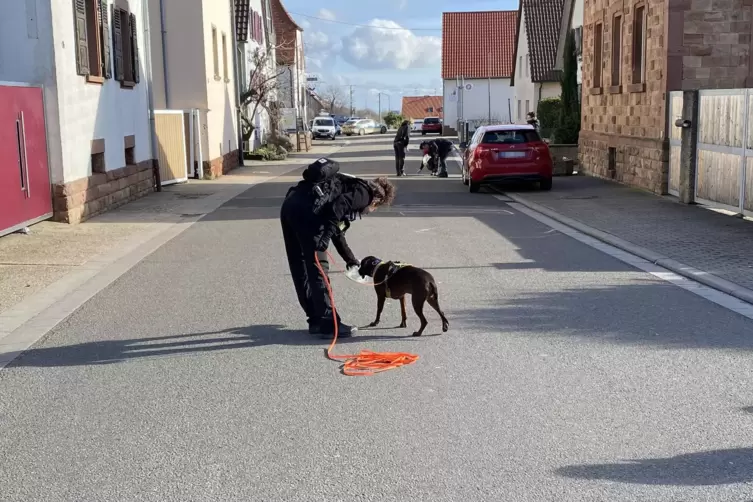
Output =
[{"x1": 358, "y1": 256, "x2": 449, "y2": 336}]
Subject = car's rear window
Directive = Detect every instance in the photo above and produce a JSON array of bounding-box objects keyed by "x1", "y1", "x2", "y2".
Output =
[
  {"x1": 481, "y1": 130, "x2": 541, "y2": 144},
  {"x1": 314, "y1": 119, "x2": 334, "y2": 126},
  {"x1": 424, "y1": 118, "x2": 440, "y2": 124}
]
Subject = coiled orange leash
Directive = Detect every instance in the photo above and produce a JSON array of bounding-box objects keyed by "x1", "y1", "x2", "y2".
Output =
[{"x1": 314, "y1": 252, "x2": 420, "y2": 376}]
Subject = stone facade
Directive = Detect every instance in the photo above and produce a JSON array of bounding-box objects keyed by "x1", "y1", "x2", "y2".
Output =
[
  {"x1": 580, "y1": 0, "x2": 668, "y2": 193},
  {"x1": 53, "y1": 160, "x2": 156, "y2": 224},
  {"x1": 202, "y1": 150, "x2": 242, "y2": 179},
  {"x1": 580, "y1": 0, "x2": 753, "y2": 194}
]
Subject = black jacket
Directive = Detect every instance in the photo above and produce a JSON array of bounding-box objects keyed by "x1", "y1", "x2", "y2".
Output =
[
  {"x1": 394, "y1": 123, "x2": 410, "y2": 147},
  {"x1": 427, "y1": 138, "x2": 454, "y2": 158},
  {"x1": 319, "y1": 174, "x2": 373, "y2": 265}
]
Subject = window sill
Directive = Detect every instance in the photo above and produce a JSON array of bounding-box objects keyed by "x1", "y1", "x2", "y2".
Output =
[
  {"x1": 608, "y1": 85, "x2": 622, "y2": 94},
  {"x1": 120, "y1": 81, "x2": 136, "y2": 89},
  {"x1": 86, "y1": 75, "x2": 105, "y2": 85},
  {"x1": 589, "y1": 87, "x2": 603, "y2": 95},
  {"x1": 627, "y1": 82, "x2": 646, "y2": 93},
  {"x1": 214, "y1": 75, "x2": 222, "y2": 81}
]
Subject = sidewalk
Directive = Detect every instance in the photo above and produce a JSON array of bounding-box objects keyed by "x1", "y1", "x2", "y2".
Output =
[{"x1": 505, "y1": 175, "x2": 753, "y2": 304}]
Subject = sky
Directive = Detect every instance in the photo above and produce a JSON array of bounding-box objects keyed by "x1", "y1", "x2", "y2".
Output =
[{"x1": 286, "y1": 0, "x2": 519, "y2": 114}]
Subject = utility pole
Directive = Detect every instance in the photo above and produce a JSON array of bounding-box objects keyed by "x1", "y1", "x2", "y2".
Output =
[
  {"x1": 378, "y1": 93, "x2": 381, "y2": 123},
  {"x1": 349, "y1": 85, "x2": 354, "y2": 116}
]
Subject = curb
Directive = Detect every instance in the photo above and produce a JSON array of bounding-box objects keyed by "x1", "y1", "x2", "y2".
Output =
[{"x1": 504, "y1": 192, "x2": 753, "y2": 307}]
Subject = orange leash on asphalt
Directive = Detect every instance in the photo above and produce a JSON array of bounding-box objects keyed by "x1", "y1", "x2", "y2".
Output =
[{"x1": 314, "y1": 252, "x2": 419, "y2": 376}]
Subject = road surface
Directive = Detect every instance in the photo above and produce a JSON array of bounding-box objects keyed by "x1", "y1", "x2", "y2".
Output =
[{"x1": 2, "y1": 134, "x2": 753, "y2": 501}]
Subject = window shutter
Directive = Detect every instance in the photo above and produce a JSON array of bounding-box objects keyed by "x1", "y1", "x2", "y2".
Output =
[
  {"x1": 111, "y1": 5, "x2": 124, "y2": 81},
  {"x1": 100, "y1": 0, "x2": 112, "y2": 78},
  {"x1": 73, "y1": 0, "x2": 90, "y2": 75},
  {"x1": 130, "y1": 13, "x2": 140, "y2": 83}
]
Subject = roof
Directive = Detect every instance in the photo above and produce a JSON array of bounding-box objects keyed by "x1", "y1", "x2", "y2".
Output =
[
  {"x1": 401, "y1": 96, "x2": 443, "y2": 120},
  {"x1": 512, "y1": 0, "x2": 565, "y2": 83},
  {"x1": 554, "y1": 0, "x2": 576, "y2": 70},
  {"x1": 271, "y1": 0, "x2": 302, "y2": 31},
  {"x1": 441, "y1": 11, "x2": 518, "y2": 79},
  {"x1": 235, "y1": 0, "x2": 250, "y2": 42}
]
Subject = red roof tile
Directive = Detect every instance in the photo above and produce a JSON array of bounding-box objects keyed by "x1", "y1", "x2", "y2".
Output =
[
  {"x1": 441, "y1": 11, "x2": 518, "y2": 80},
  {"x1": 401, "y1": 96, "x2": 444, "y2": 120}
]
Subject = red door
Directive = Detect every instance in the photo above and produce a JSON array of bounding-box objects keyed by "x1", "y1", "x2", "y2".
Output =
[{"x1": 0, "y1": 85, "x2": 52, "y2": 235}]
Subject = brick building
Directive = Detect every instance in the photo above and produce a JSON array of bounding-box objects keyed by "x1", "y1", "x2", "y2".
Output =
[{"x1": 579, "y1": 0, "x2": 753, "y2": 194}]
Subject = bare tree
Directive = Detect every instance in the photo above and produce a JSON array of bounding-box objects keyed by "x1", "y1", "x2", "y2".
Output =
[
  {"x1": 319, "y1": 85, "x2": 345, "y2": 113},
  {"x1": 239, "y1": 44, "x2": 291, "y2": 144}
]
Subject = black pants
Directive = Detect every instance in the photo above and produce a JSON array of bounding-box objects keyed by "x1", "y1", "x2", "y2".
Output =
[
  {"x1": 393, "y1": 143, "x2": 406, "y2": 175},
  {"x1": 280, "y1": 194, "x2": 341, "y2": 327}
]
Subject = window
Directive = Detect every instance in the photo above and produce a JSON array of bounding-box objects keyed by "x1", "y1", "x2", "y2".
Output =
[
  {"x1": 85, "y1": 4, "x2": 140, "y2": 88},
  {"x1": 73, "y1": 0, "x2": 113, "y2": 83},
  {"x1": 212, "y1": 25, "x2": 220, "y2": 79},
  {"x1": 222, "y1": 32, "x2": 229, "y2": 81},
  {"x1": 611, "y1": 15, "x2": 622, "y2": 87},
  {"x1": 525, "y1": 54, "x2": 529, "y2": 77},
  {"x1": 632, "y1": 5, "x2": 646, "y2": 84},
  {"x1": 592, "y1": 23, "x2": 603, "y2": 88},
  {"x1": 481, "y1": 129, "x2": 542, "y2": 144},
  {"x1": 517, "y1": 100, "x2": 522, "y2": 121},
  {"x1": 519, "y1": 56, "x2": 523, "y2": 77},
  {"x1": 525, "y1": 100, "x2": 530, "y2": 115}
]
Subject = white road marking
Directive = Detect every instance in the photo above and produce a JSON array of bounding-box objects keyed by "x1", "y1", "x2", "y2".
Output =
[
  {"x1": 500, "y1": 197, "x2": 753, "y2": 321},
  {"x1": 416, "y1": 228, "x2": 436, "y2": 233}
]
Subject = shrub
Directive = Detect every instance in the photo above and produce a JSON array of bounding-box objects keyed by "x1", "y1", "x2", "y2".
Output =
[
  {"x1": 556, "y1": 28, "x2": 581, "y2": 144},
  {"x1": 537, "y1": 97, "x2": 561, "y2": 141}
]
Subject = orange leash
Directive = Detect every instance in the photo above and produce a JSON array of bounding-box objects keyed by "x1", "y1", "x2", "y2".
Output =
[{"x1": 313, "y1": 252, "x2": 419, "y2": 376}]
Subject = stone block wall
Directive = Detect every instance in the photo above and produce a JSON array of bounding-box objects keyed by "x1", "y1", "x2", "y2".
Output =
[
  {"x1": 579, "y1": 0, "x2": 669, "y2": 193},
  {"x1": 53, "y1": 160, "x2": 155, "y2": 224},
  {"x1": 202, "y1": 150, "x2": 241, "y2": 179}
]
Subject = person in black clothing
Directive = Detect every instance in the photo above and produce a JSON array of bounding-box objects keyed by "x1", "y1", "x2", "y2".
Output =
[
  {"x1": 280, "y1": 158, "x2": 397, "y2": 338},
  {"x1": 393, "y1": 119, "x2": 411, "y2": 176},
  {"x1": 419, "y1": 138, "x2": 454, "y2": 178},
  {"x1": 526, "y1": 111, "x2": 540, "y2": 132}
]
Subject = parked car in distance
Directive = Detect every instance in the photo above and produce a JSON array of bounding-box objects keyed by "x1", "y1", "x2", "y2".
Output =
[
  {"x1": 311, "y1": 116, "x2": 337, "y2": 140},
  {"x1": 341, "y1": 118, "x2": 381, "y2": 136},
  {"x1": 460, "y1": 124, "x2": 553, "y2": 193},
  {"x1": 421, "y1": 117, "x2": 442, "y2": 135},
  {"x1": 375, "y1": 122, "x2": 388, "y2": 134},
  {"x1": 412, "y1": 120, "x2": 423, "y2": 132}
]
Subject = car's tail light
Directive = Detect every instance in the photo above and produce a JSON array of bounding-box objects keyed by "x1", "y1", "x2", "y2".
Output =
[{"x1": 474, "y1": 145, "x2": 491, "y2": 161}]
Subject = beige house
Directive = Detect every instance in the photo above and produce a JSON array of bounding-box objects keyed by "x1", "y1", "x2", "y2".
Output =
[{"x1": 148, "y1": 0, "x2": 241, "y2": 178}]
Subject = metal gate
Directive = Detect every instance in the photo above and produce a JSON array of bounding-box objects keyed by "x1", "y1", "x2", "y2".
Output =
[
  {"x1": 667, "y1": 91, "x2": 683, "y2": 197},
  {"x1": 695, "y1": 89, "x2": 753, "y2": 216}
]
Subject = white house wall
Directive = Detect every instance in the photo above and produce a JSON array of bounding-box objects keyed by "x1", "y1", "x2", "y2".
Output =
[
  {"x1": 50, "y1": 0, "x2": 152, "y2": 183},
  {"x1": 0, "y1": 0, "x2": 65, "y2": 184},
  {"x1": 240, "y1": 0, "x2": 272, "y2": 149},
  {"x1": 513, "y1": 7, "x2": 535, "y2": 124},
  {"x1": 571, "y1": 0, "x2": 583, "y2": 85},
  {"x1": 443, "y1": 78, "x2": 514, "y2": 128},
  {"x1": 202, "y1": 0, "x2": 239, "y2": 161}
]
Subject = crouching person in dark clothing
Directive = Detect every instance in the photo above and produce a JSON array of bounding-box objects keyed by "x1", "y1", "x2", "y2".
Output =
[
  {"x1": 280, "y1": 158, "x2": 397, "y2": 338},
  {"x1": 420, "y1": 138, "x2": 454, "y2": 178}
]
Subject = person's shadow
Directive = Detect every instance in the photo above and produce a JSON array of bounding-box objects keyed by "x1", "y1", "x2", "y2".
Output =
[
  {"x1": 6, "y1": 324, "x2": 427, "y2": 368},
  {"x1": 556, "y1": 448, "x2": 753, "y2": 486}
]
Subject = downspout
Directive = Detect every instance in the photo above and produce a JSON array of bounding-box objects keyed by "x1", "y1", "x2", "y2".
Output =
[
  {"x1": 158, "y1": 0, "x2": 169, "y2": 107},
  {"x1": 141, "y1": 0, "x2": 161, "y2": 191},
  {"x1": 229, "y1": 0, "x2": 243, "y2": 165}
]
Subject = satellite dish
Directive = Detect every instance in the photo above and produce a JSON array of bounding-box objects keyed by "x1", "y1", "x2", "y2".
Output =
[{"x1": 465, "y1": 83, "x2": 473, "y2": 91}]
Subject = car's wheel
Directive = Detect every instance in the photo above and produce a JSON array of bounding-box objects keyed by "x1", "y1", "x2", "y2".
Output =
[
  {"x1": 381, "y1": 126, "x2": 387, "y2": 134},
  {"x1": 421, "y1": 131, "x2": 426, "y2": 136},
  {"x1": 540, "y1": 177, "x2": 553, "y2": 191},
  {"x1": 358, "y1": 129, "x2": 365, "y2": 136},
  {"x1": 469, "y1": 180, "x2": 480, "y2": 193},
  {"x1": 331, "y1": 135, "x2": 336, "y2": 140}
]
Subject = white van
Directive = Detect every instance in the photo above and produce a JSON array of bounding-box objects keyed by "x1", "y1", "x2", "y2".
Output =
[{"x1": 311, "y1": 116, "x2": 337, "y2": 140}]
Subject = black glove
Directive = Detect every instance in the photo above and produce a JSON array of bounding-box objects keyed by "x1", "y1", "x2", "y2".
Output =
[{"x1": 346, "y1": 259, "x2": 359, "y2": 269}]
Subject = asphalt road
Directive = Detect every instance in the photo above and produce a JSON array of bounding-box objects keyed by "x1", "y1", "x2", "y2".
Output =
[{"x1": 2, "y1": 134, "x2": 753, "y2": 501}]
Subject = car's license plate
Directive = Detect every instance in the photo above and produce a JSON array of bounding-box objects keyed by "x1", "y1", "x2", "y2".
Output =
[{"x1": 497, "y1": 151, "x2": 526, "y2": 159}]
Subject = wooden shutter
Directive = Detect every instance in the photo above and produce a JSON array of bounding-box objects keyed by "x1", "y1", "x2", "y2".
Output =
[
  {"x1": 73, "y1": 0, "x2": 90, "y2": 75},
  {"x1": 100, "y1": 0, "x2": 112, "y2": 78},
  {"x1": 111, "y1": 5, "x2": 124, "y2": 81},
  {"x1": 130, "y1": 13, "x2": 140, "y2": 83}
]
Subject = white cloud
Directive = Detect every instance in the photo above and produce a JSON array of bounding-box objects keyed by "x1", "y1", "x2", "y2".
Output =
[
  {"x1": 299, "y1": 19, "x2": 311, "y2": 30},
  {"x1": 317, "y1": 9, "x2": 336, "y2": 21},
  {"x1": 305, "y1": 31, "x2": 330, "y2": 52},
  {"x1": 396, "y1": 0, "x2": 408, "y2": 10},
  {"x1": 339, "y1": 19, "x2": 441, "y2": 70}
]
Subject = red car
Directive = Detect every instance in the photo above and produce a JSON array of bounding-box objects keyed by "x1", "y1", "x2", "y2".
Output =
[
  {"x1": 421, "y1": 117, "x2": 442, "y2": 135},
  {"x1": 460, "y1": 124, "x2": 553, "y2": 193}
]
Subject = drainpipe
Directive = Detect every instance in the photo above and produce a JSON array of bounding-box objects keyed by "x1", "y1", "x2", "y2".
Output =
[
  {"x1": 229, "y1": 0, "x2": 243, "y2": 165},
  {"x1": 141, "y1": 0, "x2": 161, "y2": 191},
  {"x1": 158, "y1": 0, "x2": 169, "y2": 107}
]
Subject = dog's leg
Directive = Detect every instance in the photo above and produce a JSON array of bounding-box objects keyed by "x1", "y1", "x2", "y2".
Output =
[
  {"x1": 427, "y1": 295, "x2": 450, "y2": 333},
  {"x1": 411, "y1": 294, "x2": 429, "y2": 336},
  {"x1": 369, "y1": 291, "x2": 386, "y2": 327},
  {"x1": 399, "y1": 296, "x2": 408, "y2": 328}
]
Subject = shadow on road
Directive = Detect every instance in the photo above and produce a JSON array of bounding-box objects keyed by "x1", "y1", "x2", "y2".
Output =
[
  {"x1": 451, "y1": 282, "x2": 753, "y2": 351},
  {"x1": 555, "y1": 448, "x2": 753, "y2": 486},
  {"x1": 8, "y1": 324, "x2": 430, "y2": 368}
]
